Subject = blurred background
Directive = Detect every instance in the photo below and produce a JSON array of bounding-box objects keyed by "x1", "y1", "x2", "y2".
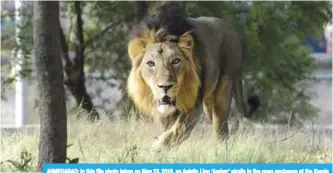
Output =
[{"x1": 1, "y1": 1, "x2": 332, "y2": 130}]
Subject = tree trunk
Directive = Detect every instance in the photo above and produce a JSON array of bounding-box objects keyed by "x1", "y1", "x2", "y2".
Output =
[{"x1": 34, "y1": 1, "x2": 67, "y2": 171}]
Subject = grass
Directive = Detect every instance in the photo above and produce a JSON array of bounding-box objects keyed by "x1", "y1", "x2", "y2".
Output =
[{"x1": 1, "y1": 113, "x2": 332, "y2": 171}]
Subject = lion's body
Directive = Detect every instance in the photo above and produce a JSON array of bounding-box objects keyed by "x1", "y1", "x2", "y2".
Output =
[
  {"x1": 187, "y1": 16, "x2": 243, "y2": 100},
  {"x1": 127, "y1": 2, "x2": 259, "y2": 152}
]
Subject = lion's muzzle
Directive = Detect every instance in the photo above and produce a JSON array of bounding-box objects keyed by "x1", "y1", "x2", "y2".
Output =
[
  {"x1": 154, "y1": 82, "x2": 178, "y2": 114},
  {"x1": 159, "y1": 96, "x2": 176, "y2": 105},
  {"x1": 157, "y1": 83, "x2": 174, "y2": 92},
  {"x1": 156, "y1": 95, "x2": 176, "y2": 114}
]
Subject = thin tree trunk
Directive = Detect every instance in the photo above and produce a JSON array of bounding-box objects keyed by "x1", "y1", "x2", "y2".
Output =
[
  {"x1": 34, "y1": 1, "x2": 67, "y2": 170},
  {"x1": 60, "y1": 2, "x2": 100, "y2": 121},
  {"x1": 137, "y1": 1, "x2": 148, "y2": 20}
]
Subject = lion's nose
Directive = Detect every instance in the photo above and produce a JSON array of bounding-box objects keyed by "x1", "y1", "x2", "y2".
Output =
[{"x1": 157, "y1": 84, "x2": 174, "y2": 92}]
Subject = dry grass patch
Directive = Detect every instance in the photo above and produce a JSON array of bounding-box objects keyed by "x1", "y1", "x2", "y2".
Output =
[{"x1": 1, "y1": 115, "x2": 332, "y2": 171}]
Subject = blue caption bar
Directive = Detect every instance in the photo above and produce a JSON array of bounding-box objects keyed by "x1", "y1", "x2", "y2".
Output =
[{"x1": 43, "y1": 164, "x2": 333, "y2": 173}]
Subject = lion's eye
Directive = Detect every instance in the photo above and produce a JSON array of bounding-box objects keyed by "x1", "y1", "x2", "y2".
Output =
[
  {"x1": 147, "y1": 61, "x2": 155, "y2": 67},
  {"x1": 172, "y1": 58, "x2": 180, "y2": 65}
]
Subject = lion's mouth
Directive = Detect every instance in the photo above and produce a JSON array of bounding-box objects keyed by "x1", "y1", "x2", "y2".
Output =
[
  {"x1": 156, "y1": 96, "x2": 176, "y2": 114},
  {"x1": 157, "y1": 96, "x2": 176, "y2": 106}
]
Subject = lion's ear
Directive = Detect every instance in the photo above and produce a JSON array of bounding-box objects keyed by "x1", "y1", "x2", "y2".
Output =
[
  {"x1": 128, "y1": 37, "x2": 147, "y2": 61},
  {"x1": 178, "y1": 31, "x2": 194, "y2": 51}
]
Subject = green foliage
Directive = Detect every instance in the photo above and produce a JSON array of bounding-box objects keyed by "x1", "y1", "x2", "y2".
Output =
[
  {"x1": 1, "y1": 2, "x2": 34, "y2": 100},
  {"x1": 1, "y1": 144, "x2": 79, "y2": 171},
  {"x1": 82, "y1": 1, "x2": 136, "y2": 80},
  {"x1": 186, "y1": 1, "x2": 331, "y2": 122},
  {"x1": 1, "y1": 1, "x2": 331, "y2": 123},
  {"x1": 5, "y1": 149, "x2": 33, "y2": 172},
  {"x1": 66, "y1": 144, "x2": 80, "y2": 163}
]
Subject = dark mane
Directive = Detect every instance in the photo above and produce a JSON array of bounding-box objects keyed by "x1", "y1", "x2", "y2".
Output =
[{"x1": 141, "y1": 2, "x2": 193, "y2": 39}]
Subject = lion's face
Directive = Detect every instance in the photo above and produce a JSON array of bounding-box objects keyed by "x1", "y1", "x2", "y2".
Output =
[
  {"x1": 140, "y1": 42, "x2": 186, "y2": 114},
  {"x1": 127, "y1": 30, "x2": 200, "y2": 116}
]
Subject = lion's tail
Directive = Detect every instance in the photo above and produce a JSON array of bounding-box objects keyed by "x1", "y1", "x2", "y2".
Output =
[
  {"x1": 233, "y1": 29, "x2": 259, "y2": 118},
  {"x1": 233, "y1": 77, "x2": 260, "y2": 118}
]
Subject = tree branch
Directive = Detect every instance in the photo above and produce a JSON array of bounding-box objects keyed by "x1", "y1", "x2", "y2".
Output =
[
  {"x1": 59, "y1": 26, "x2": 72, "y2": 67},
  {"x1": 58, "y1": 2, "x2": 100, "y2": 121},
  {"x1": 137, "y1": 1, "x2": 148, "y2": 20},
  {"x1": 74, "y1": 1, "x2": 85, "y2": 67},
  {"x1": 84, "y1": 15, "x2": 135, "y2": 47}
]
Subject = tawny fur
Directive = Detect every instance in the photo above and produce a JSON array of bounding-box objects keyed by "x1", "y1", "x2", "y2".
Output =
[
  {"x1": 126, "y1": 2, "x2": 260, "y2": 152},
  {"x1": 127, "y1": 30, "x2": 201, "y2": 115}
]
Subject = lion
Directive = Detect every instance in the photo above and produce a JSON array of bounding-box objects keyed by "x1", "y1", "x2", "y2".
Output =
[{"x1": 126, "y1": 2, "x2": 260, "y2": 151}]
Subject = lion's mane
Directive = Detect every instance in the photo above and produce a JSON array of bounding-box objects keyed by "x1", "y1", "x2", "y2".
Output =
[{"x1": 127, "y1": 2, "x2": 202, "y2": 116}]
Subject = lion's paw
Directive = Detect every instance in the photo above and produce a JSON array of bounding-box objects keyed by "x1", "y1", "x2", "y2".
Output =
[{"x1": 151, "y1": 137, "x2": 164, "y2": 153}]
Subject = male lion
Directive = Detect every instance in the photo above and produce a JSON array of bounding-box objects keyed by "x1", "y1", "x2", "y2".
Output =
[{"x1": 127, "y1": 2, "x2": 260, "y2": 151}]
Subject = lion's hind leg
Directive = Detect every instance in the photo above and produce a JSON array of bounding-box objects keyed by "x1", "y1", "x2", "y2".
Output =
[
  {"x1": 211, "y1": 76, "x2": 233, "y2": 140},
  {"x1": 203, "y1": 96, "x2": 214, "y2": 122},
  {"x1": 152, "y1": 111, "x2": 199, "y2": 152}
]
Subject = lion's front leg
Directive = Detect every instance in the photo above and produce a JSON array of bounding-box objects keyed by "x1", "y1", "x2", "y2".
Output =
[{"x1": 152, "y1": 111, "x2": 199, "y2": 152}]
